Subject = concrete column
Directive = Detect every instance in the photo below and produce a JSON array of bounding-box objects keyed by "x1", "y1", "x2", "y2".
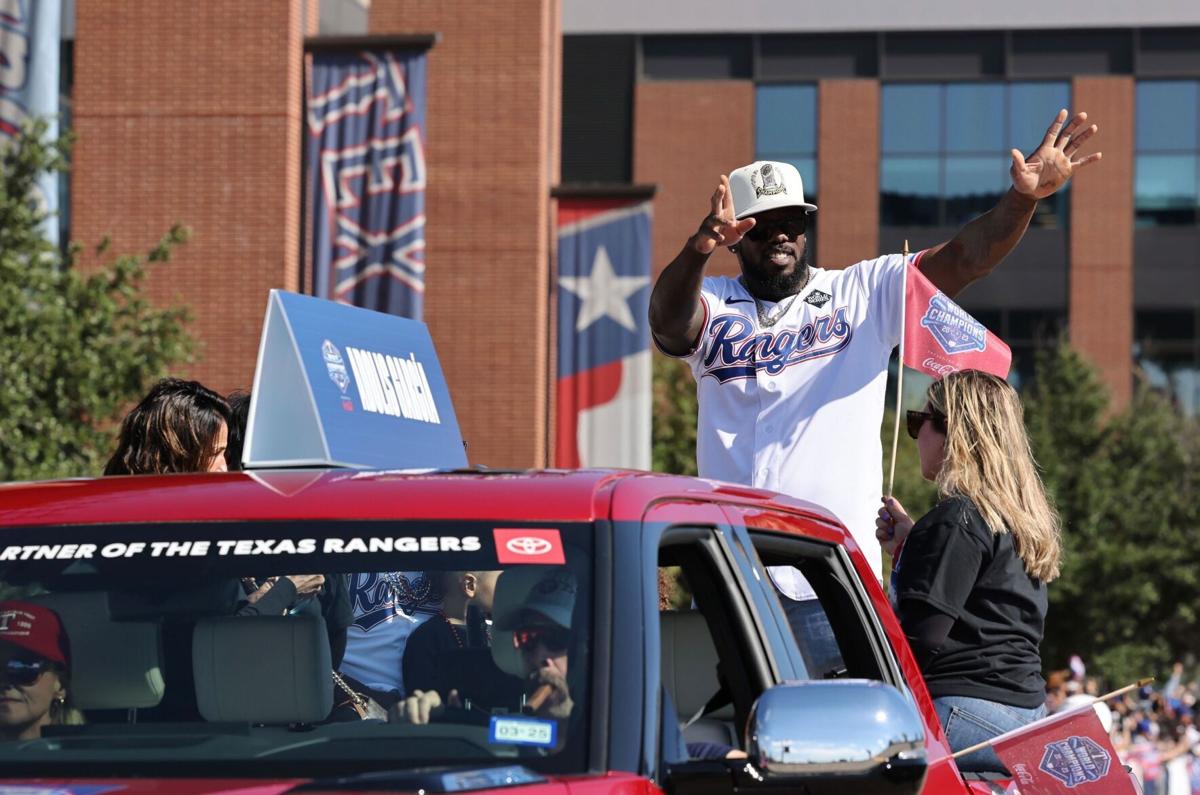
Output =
[
  {"x1": 633, "y1": 80, "x2": 755, "y2": 280},
  {"x1": 1069, "y1": 76, "x2": 1134, "y2": 409},
  {"x1": 370, "y1": 0, "x2": 560, "y2": 468},
  {"x1": 72, "y1": 0, "x2": 308, "y2": 394},
  {"x1": 816, "y1": 79, "x2": 880, "y2": 270}
]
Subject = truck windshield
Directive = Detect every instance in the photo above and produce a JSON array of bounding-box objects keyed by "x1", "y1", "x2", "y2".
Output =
[{"x1": 0, "y1": 519, "x2": 591, "y2": 778}]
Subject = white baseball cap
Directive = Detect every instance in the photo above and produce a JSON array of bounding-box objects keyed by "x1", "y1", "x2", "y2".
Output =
[{"x1": 729, "y1": 161, "x2": 818, "y2": 219}]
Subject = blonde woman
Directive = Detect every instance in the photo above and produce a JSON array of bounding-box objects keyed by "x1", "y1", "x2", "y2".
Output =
[{"x1": 876, "y1": 369, "x2": 1061, "y2": 774}]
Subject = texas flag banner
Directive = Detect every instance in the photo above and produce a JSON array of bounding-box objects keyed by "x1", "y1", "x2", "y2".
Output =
[
  {"x1": 306, "y1": 49, "x2": 427, "y2": 318},
  {"x1": 556, "y1": 198, "x2": 652, "y2": 469},
  {"x1": 903, "y1": 259, "x2": 1011, "y2": 379},
  {"x1": 991, "y1": 705, "x2": 1137, "y2": 795}
]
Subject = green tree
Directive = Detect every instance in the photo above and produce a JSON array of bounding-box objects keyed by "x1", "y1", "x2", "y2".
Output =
[
  {"x1": 652, "y1": 355, "x2": 698, "y2": 475},
  {"x1": 1027, "y1": 342, "x2": 1200, "y2": 685},
  {"x1": 0, "y1": 120, "x2": 194, "y2": 482}
]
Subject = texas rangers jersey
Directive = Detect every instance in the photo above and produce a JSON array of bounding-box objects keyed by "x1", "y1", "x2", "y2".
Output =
[
  {"x1": 339, "y1": 571, "x2": 441, "y2": 694},
  {"x1": 668, "y1": 253, "x2": 913, "y2": 577}
]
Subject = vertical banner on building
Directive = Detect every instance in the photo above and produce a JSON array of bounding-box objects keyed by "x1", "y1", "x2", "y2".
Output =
[
  {"x1": 306, "y1": 49, "x2": 427, "y2": 318},
  {"x1": 0, "y1": 0, "x2": 61, "y2": 243},
  {"x1": 556, "y1": 198, "x2": 652, "y2": 469}
]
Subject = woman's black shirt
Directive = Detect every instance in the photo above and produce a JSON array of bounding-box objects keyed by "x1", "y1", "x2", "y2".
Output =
[{"x1": 893, "y1": 495, "x2": 1047, "y2": 709}]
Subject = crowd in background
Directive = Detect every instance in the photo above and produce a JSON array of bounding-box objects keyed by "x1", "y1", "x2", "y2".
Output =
[{"x1": 1049, "y1": 661, "x2": 1200, "y2": 794}]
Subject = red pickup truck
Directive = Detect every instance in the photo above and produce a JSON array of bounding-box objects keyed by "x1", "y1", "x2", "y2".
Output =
[{"x1": 0, "y1": 468, "x2": 1008, "y2": 794}]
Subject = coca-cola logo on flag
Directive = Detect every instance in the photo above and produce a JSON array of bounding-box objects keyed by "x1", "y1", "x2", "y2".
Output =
[
  {"x1": 920, "y1": 293, "x2": 988, "y2": 355},
  {"x1": 494, "y1": 529, "x2": 566, "y2": 565}
]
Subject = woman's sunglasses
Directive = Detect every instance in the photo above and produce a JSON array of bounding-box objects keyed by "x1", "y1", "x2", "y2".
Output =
[
  {"x1": 905, "y1": 409, "x2": 946, "y2": 440},
  {"x1": 743, "y1": 216, "x2": 807, "y2": 243},
  {"x1": 512, "y1": 626, "x2": 570, "y2": 654},
  {"x1": 0, "y1": 657, "x2": 53, "y2": 687}
]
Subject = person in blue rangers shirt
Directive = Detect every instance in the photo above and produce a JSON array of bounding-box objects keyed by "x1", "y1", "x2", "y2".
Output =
[
  {"x1": 876, "y1": 370, "x2": 1062, "y2": 774},
  {"x1": 338, "y1": 571, "x2": 442, "y2": 704}
]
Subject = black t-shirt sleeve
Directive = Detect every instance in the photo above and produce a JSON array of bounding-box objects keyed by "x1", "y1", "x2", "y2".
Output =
[
  {"x1": 895, "y1": 499, "x2": 989, "y2": 619},
  {"x1": 898, "y1": 599, "x2": 957, "y2": 670},
  {"x1": 236, "y1": 577, "x2": 298, "y2": 617},
  {"x1": 402, "y1": 620, "x2": 445, "y2": 696}
]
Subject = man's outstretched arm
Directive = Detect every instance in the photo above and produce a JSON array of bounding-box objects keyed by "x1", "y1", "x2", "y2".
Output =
[
  {"x1": 920, "y1": 109, "x2": 1102, "y2": 299},
  {"x1": 649, "y1": 175, "x2": 754, "y2": 355}
]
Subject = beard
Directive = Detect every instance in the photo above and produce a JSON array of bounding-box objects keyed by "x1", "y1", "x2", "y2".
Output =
[{"x1": 738, "y1": 244, "x2": 811, "y2": 302}]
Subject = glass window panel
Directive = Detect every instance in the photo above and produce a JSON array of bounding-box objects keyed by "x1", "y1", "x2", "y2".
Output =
[
  {"x1": 1008, "y1": 82, "x2": 1071, "y2": 152},
  {"x1": 881, "y1": 84, "x2": 941, "y2": 154},
  {"x1": 1135, "y1": 309, "x2": 1195, "y2": 340},
  {"x1": 944, "y1": 155, "x2": 1007, "y2": 198},
  {"x1": 756, "y1": 85, "x2": 817, "y2": 155},
  {"x1": 946, "y1": 83, "x2": 1004, "y2": 153},
  {"x1": 1137, "y1": 81, "x2": 1200, "y2": 152},
  {"x1": 1008, "y1": 310, "x2": 1067, "y2": 342},
  {"x1": 1030, "y1": 192, "x2": 1068, "y2": 230},
  {"x1": 943, "y1": 155, "x2": 1006, "y2": 225},
  {"x1": 881, "y1": 156, "x2": 940, "y2": 225},
  {"x1": 1008, "y1": 346, "x2": 1038, "y2": 392},
  {"x1": 1135, "y1": 154, "x2": 1199, "y2": 209}
]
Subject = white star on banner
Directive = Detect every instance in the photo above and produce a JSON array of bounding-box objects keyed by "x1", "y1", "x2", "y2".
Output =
[{"x1": 559, "y1": 245, "x2": 649, "y2": 333}]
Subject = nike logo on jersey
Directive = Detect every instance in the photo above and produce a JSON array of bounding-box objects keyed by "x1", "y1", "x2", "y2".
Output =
[
  {"x1": 700, "y1": 308, "x2": 853, "y2": 383},
  {"x1": 725, "y1": 297, "x2": 753, "y2": 305}
]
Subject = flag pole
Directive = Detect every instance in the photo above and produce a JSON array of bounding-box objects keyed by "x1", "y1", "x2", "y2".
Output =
[
  {"x1": 949, "y1": 678, "x2": 1155, "y2": 761},
  {"x1": 886, "y1": 240, "x2": 910, "y2": 497}
]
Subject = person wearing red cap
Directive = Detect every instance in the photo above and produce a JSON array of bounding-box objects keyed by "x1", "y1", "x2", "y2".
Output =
[{"x1": 0, "y1": 600, "x2": 82, "y2": 740}]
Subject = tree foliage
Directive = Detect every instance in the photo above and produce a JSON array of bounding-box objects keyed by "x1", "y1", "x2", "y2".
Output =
[
  {"x1": 652, "y1": 356, "x2": 698, "y2": 475},
  {"x1": 1027, "y1": 342, "x2": 1200, "y2": 685},
  {"x1": 0, "y1": 120, "x2": 194, "y2": 482}
]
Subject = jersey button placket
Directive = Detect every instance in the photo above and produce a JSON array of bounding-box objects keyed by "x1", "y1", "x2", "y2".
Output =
[{"x1": 754, "y1": 364, "x2": 778, "y2": 489}]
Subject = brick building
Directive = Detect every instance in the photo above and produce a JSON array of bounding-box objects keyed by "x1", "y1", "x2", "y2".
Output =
[
  {"x1": 563, "y1": 2, "x2": 1200, "y2": 414},
  {"x1": 61, "y1": 1, "x2": 1200, "y2": 470}
]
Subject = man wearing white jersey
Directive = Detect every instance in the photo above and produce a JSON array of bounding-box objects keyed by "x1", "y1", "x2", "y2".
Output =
[{"x1": 649, "y1": 111, "x2": 1100, "y2": 650}]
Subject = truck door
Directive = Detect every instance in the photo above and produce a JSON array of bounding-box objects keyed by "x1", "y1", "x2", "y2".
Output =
[{"x1": 638, "y1": 500, "x2": 781, "y2": 794}]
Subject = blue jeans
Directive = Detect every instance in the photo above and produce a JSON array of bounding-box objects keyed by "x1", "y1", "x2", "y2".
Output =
[{"x1": 934, "y1": 695, "x2": 1046, "y2": 774}]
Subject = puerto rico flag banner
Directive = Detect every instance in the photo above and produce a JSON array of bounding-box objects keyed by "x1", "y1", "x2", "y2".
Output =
[
  {"x1": 306, "y1": 49, "x2": 427, "y2": 317},
  {"x1": 0, "y1": 0, "x2": 61, "y2": 243},
  {"x1": 556, "y1": 199, "x2": 652, "y2": 469},
  {"x1": 903, "y1": 259, "x2": 1011, "y2": 379},
  {"x1": 990, "y1": 705, "x2": 1137, "y2": 794}
]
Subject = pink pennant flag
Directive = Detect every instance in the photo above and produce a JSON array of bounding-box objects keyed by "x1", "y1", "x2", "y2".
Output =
[
  {"x1": 991, "y1": 705, "x2": 1138, "y2": 795},
  {"x1": 903, "y1": 261, "x2": 1012, "y2": 379}
]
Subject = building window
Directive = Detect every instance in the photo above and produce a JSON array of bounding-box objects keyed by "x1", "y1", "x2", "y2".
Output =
[
  {"x1": 1135, "y1": 310, "x2": 1199, "y2": 416},
  {"x1": 1135, "y1": 81, "x2": 1200, "y2": 227},
  {"x1": 755, "y1": 84, "x2": 817, "y2": 207},
  {"x1": 880, "y1": 82, "x2": 1070, "y2": 228}
]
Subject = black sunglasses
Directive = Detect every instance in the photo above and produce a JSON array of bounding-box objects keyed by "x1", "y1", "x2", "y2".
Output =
[
  {"x1": 513, "y1": 626, "x2": 570, "y2": 654},
  {"x1": 0, "y1": 657, "x2": 53, "y2": 687},
  {"x1": 743, "y1": 216, "x2": 807, "y2": 243},
  {"x1": 906, "y1": 409, "x2": 946, "y2": 440}
]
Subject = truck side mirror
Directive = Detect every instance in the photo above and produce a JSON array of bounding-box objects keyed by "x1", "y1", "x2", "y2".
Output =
[{"x1": 745, "y1": 680, "x2": 927, "y2": 794}]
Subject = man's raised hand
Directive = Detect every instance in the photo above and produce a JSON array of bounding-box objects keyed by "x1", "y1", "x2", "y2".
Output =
[
  {"x1": 1011, "y1": 109, "x2": 1102, "y2": 200},
  {"x1": 691, "y1": 175, "x2": 756, "y2": 255}
]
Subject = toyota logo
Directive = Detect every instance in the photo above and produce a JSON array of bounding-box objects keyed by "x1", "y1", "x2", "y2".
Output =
[{"x1": 505, "y1": 537, "x2": 553, "y2": 556}]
